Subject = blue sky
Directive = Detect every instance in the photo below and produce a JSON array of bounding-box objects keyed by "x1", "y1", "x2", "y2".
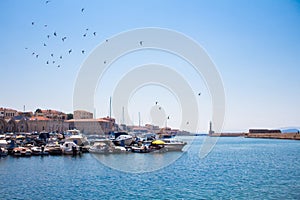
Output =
[{"x1": 0, "y1": 0, "x2": 300, "y2": 132}]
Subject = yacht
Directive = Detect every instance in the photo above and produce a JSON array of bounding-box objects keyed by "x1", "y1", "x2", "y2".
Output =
[{"x1": 159, "y1": 134, "x2": 187, "y2": 151}]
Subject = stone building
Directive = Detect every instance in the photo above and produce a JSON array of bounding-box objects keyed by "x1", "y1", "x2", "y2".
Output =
[
  {"x1": 67, "y1": 117, "x2": 115, "y2": 135},
  {"x1": 74, "y1": 110, "x2": 93, "y2": 119},
  {"x1": 0, "y1": 107, "x2": 18, "y2": 119}
]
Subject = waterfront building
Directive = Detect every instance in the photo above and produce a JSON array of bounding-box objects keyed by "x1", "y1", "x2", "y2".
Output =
[
  {"x1": 35, "y1": 109, "x2": 67, "y2": 120},
  {"x1": 66, "y1": 117, "x2": 115, "y2": 135},
  {"x1": 0, "y1": 107, "x2": 18, "y2": 119},
  {"x1": 74, "y1": 110, "x2": 93, "y2": 119}
]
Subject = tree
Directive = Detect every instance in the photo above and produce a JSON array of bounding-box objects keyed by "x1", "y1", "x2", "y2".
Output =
[
  {"x1": 67, "y1": 113, "x2": 73, "y2": 120},
  {"x1": 35, "y1": 108, "x2": 42, "y2": 115}
]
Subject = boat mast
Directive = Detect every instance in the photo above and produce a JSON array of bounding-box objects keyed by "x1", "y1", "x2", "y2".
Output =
[
  {"x1": 109, "y1": 97, "x2": 112, "y2": 119},
  {"x1": 138, "y1": 112, "x2": 141, "y2": 127}
]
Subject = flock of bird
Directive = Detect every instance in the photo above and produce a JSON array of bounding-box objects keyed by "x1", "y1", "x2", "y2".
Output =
[
  {"x1": 154, "y1": 92, "x2": 201, "y2": 126},
  {"x1": 26, "y1": 1, "x2": 98, "y2": 68}
]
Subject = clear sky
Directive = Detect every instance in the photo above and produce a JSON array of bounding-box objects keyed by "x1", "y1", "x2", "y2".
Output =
[{"x1": 1, "y1": 0, "x2": 300, "y2": 132}]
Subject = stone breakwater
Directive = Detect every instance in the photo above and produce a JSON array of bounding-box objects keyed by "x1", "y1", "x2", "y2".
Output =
[{"x1": 209, "y1": 133, "x2": 300, "y2": 140}]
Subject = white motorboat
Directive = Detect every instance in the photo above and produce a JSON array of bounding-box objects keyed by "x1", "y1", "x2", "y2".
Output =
[
  {"x1": 114, "y1": 135, "x2": 133, "y2": 146},
  {"x1": 89, "y1": 139, "x2": 127, "y2": 154},
  {"x1": 31, "y1": 146, "x2": 49, "y2": 156},
  {"x1": 61, "y1": 141, "x2": 81, "y2": 155},
  {"x1": 0, "y1": 147, "x2": 8, "y2": 157},
  {"x1": 162, "y1": 138, "x2": 187, "y2": 151},
  {"x1": 89, "y1": 141, "x2": 113, "y2": 154}
]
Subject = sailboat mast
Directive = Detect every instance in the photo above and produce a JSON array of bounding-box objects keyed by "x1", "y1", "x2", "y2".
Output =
[{"x1": 109, "y1": 97, "x2": 112, "y2": 119}]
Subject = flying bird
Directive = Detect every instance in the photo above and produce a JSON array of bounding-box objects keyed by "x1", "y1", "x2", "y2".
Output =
[
  {"x1": 44, "y1": 24, "x2": 47, "y2": 27},
  {"x1": 57, "y1": 65, "x2": 60, "y2": 68},
  {"x1": 47, "y1": 35, "x2": 50, "y2": 39},
  {"x1": 139, "y1": 41, "x2": 143, "y2": 46},
  {"x1": 36, "y1": 54, "x2": 39, "y2": 58},
  {"x1": 31, "y1": 22, "x2": 34, "y2": 25},
  {"x1": 68, "y1": 49, "x2": 72, "y2": 54},
  {"x1": 46, "y1": 61, "x2": 49, "y2": 64},
  {"x1": 86, "y1": 28, "x2": 89, "y2": 31},
  {"x1": 198, "y1": 93, "x2": 201, "y2": 96},
  {"x1": 59, "y1": 55, "x2": 62, "y2": 59},
  {"x1": 83, "y1": 33, "x2": 87, "y2": 37},
  {"x1": 106, "y1": 39, "x2": 108, "y2": 42},
  {"x1": 32, "y1": 52, "x2": 35, "y2": 55},
  {"x1": 81, "y1": 50, "x2": 85, "y2": 54},
  {"x1": 104, "y1": 60, "x2": 107, "y2": 64},
  {"x1": 159, "y1": 107, "x2": 161, "y2": 110},
  {"x1": 43, "y1": 43, "x2": 47, "y2": 46},
  {"x1": 62, "y1": 37, "x2": 67, "y2": 42},
  {"x1": 54, "y1": 32, "x2": 57, "y2": 36},
  {"x1": 51, "y1": 53, "x2": 54, "y2": 57},
  {"x1": 25, "y1": 47, "x2": 28, "y2": 50},
  {"x1": 155, "y1": 101, "x2": 158, "y2": 105},
  {"x1": 81, "y1": 8, "x2": 84, "y2": 12},
  {"x1": 52, "y1": 61, "x2": 55, "y2": 64},
  {"x1": 93, "y1": 32, "x2": 96, "y2": 36},
  {"x1": 45, "y1": 0, "x2": 50, "y2": 3},
  {"x1": 186, "y1": 121, "x2": 189, "y2": 125}
]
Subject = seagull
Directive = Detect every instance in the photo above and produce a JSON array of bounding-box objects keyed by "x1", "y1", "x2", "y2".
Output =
[
  {"x1": 83, "y1": 33, "x2": 87, "y2": 37},
  {"x1": 52, "y1": 61, "x2": 55, "y2": 64},
  {"x1": 31, "y1": 22, "x2": 34, "y2": 25},
  {"x1": 81, "y1": 8, "x2": 84, "y2": 12},
  {"x1": 54, "y1": 32, "x2": 57, "y2": 36},
  {"x1": 81, "y1": 50, "x2": 85, "y2": 54},
  {"x1": 25, "y1": 47, "x2": 28, "y2": 50},
  {"x1": 68, "y1": 49, "x2": 72, "y2": 54},
  {"x1": 139, "y1": 41, "x2": 143, "y2": 46},
  {"x1": 86, "y1": 28, "x2": 89, "y2": 31},
  {"x1": 198, "y1": 93, "x2": 201, "y2": 96},
  {"x1": 45, "y1": 0, "x2": 50, "y2": 3},
  {"x1": 62, "y1": 37, "x2": 67, "y2": 42},
  {"x1": 46, "y1": 61, "x2": 49, "y2": 64},
  {"x1": 43, "y1": 43, "x2": 47, "y2": 46},
  {"x1": 57, "y1": 65, "x2": 60, "y2": 68},
  {"x1": 104, "y1": 60, "x2": 107, "y2": 64},
  {"x1": 59, "y1": 55, "x2": 62, "y2": 59},
  {"x1": 186, "y1": 121, "x2": 189, "y2": 125},
  {"x1": 106, "y1": 39, "x2": 108, "y2": 42},
  {"x1": 32, "y1": 52, "x2": 35, "y2": 55},
  {"x1": 155, "y1": 101, "x2": 158, "y2": 105},
  {"x1": 36, "y1": 54, "x2": 39, "y2": 58},
  {"x1": 93, "y1": 32, "x2": 96, "y2": 36},
  {"x1": 44, "y1": 24, "x2": 47, "y2": 27},
  {"x1": 47, "y1": 35, "x2": 50, "y2": 39},
  {"x1": 51, "y1": 53, "x2": 54, "y2": 57}
]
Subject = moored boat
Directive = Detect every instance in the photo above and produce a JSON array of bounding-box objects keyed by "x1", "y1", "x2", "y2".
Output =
[
  {"x1": 61, "y1": 141, "x2": 81, "y2": 155},
  {"x1": 12, "y1": 147, "x2": 32, "y2": 156}
]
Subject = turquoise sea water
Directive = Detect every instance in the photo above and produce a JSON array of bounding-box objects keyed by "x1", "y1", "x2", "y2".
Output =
[{"x1": 0, "y1": 137, "x2": 300, "y2": 199}]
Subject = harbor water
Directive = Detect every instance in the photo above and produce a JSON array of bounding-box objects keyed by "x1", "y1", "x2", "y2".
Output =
[{"x1": 0, "y1": 137, "x2": 300, "y2": 199}]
